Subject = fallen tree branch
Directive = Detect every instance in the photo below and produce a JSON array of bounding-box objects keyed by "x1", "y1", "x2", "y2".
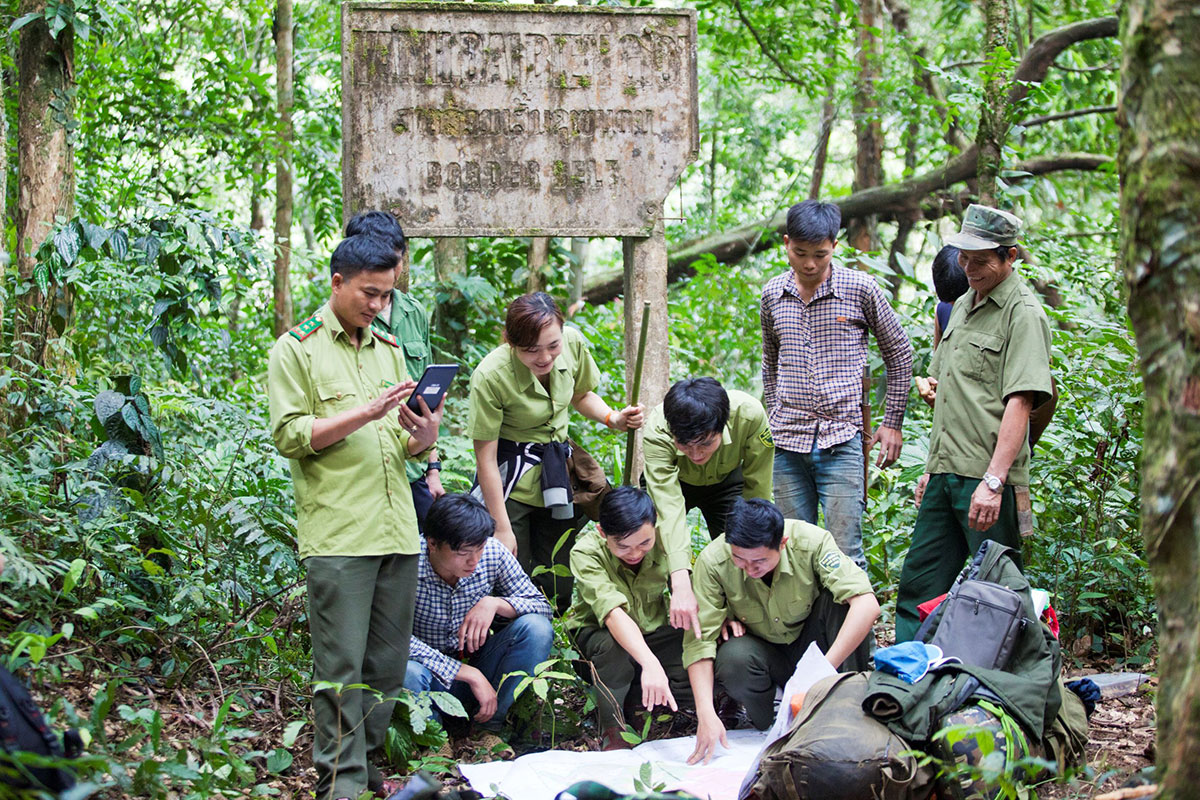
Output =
[
  {"x1": 1020, "y1": 104, "x2": 1117, "y2": 127},
  {"x1": 582, "y1": 15, "x2": 1118, "y2": 306},
  {"x1": 584, "y1": 152, "x2": 1111, "y2": 304}
]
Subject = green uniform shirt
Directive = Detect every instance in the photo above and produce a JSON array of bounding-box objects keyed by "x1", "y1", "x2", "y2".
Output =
[
  {"x1": 567, "y1": 527, "x2": 671, "y2": 633},
  {"x1": 372, "y1": 289, "x2": 433, "y2": 483},
  {"x1": 682, "y1": 520, "x2": 873, "y2": 668},
  {"x1": 466, "y1": 325, "x2": 600, "y2": 506},
  {"x1": 643, "y1": 390, "x2": 774, "y2": 574},
  {"x1": 927, "y1": 271, "x2": 1052, "y2": 485},
  {"x1": 268, "y1": 302, "x2": 421, "y2": 560}
]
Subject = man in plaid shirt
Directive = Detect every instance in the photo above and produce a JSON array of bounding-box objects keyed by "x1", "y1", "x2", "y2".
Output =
[
  {"x1": 404, "y1": 493, "x2": 553, "y2": 747},
  {"x1": 760, "y1": 200, "x2": 913, "y2": 571}
]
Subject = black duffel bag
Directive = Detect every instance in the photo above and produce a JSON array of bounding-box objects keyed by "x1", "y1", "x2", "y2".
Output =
[{"x1": 0, "y1": 664, "x2": 81, "y2": 794}]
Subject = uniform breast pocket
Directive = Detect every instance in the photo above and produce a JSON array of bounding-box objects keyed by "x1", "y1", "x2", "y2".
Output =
[
  {"x1": 958, "y1": 332, "x2": 1004, "y2": 382},
  {"x1": 785, "y1": 594, "x2": 814, "y2": 623},
  {"x1": 403, "y1": 340, "x2": 428, "y2": 367},
  {"x1": 315, "y1": 381, "x2": 358, "y2": 414},
  {"x1": 731, "y1": 604, "x2": 766, "y2": 626}
]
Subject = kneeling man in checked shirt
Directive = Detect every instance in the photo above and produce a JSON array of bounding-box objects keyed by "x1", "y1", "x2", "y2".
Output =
[
  {"x1": 760, "y1": 199, "x2": 913, "y2": 571},
  {"x1": 405, "y1": 493, "x2": 553, "y2": 749}
]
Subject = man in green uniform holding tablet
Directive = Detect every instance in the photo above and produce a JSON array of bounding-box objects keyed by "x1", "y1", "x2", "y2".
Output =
[
  {"x1": 268, "y1": 234, "x2": 445, "y2": 799},
  {"x1": 347, "y1": 210, "x2": 445, "y2": 527}
]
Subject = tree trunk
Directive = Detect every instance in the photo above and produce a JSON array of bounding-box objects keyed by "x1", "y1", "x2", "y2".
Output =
[
  {"x1": 809, "y1": 78, "x2": 835, "y2": 200},
  {"x1": 1119, "y1": 0, "x2": 1200, "y2": 794},
  {"x1": 889, "y1": 0, "x2": 971, "y2": 153},
  {"x1": 433, "y1": 238, "x2": 468, "y2": 358},
  {"x1": 527, "y1": 237, "x2": 550, "y2": 292},
  {"x1": 709, "y1": 85, "x2": 721, "y2": 225},
  {"x1": 0, "y1": 64, "x2": 8, "y2": 332},
  {"x1": 623, "y1": 224, "x2": 669, "y2": 483},
  {"x1": 272, "y1": 0, "x2": 294, "y2": 338},
  {"x1": 10, "y1": 0, "x2": 76, "y2": 369},
  {"x1": 846, "y1": 0, "x2": 884, "y2": 254},
  {"x1": 976, "y1": 0, "x2": 1012, "y2": 206}
]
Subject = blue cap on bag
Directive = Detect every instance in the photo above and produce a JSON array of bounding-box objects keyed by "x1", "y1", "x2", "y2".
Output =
[{"x1": 875, "y1": 642, "x2": 946, "y2": 684}]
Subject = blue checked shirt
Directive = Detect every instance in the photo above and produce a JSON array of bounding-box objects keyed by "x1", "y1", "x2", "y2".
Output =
[
  {"x1": 760, "y1": 264, "x2": 913, "y2": 453},
  {"x1": 410, "y1": 537, "x2": 553, "y2": 686}
]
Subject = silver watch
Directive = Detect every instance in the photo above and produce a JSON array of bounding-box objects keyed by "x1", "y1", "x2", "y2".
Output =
[{"x1": 982, "y1": 472, "x2": 1004, "y2": 493}]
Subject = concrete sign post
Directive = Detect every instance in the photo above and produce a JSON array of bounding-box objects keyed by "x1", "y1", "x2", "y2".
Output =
[{"x1": 342, "y1": 1, "x2": 698, "y2": 475}]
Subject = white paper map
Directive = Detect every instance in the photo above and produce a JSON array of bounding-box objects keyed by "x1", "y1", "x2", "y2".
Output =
[{"x1": 459, "y1": 729, "x2": 769, "y2": 800}]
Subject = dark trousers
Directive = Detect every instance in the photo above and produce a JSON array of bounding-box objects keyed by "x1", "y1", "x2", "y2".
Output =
[
  {"x1": 410, "y1": 476, "x2": 434, "y2": 532},
  {"x1": 895, "y1": 473, "x2": 1023, "y2": 642},
  {"x1": 678, "y1": 467, "x2": 745, "y2": 538},
  {"x1": 574, "y1": 624, "x2": 693, "y2": 731},
  {"x1": 506, "y1": 497, "x2": 589, "y2": 614},
  {"x1": 306, "y1": 554, "x2": 417, "y2": 800},
  {"x1": 714, "y1": 589, "x2": 869, "y2": 730}
]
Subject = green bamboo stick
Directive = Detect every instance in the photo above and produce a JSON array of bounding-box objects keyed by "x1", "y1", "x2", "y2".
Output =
[{"x1": 623, "y1": 301, "x2": 651, "y2": 485}]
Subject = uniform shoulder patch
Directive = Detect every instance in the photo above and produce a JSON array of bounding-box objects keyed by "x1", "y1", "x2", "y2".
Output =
[
  {"x1": 372, "y1": 328, "x2": 401, "y2": 348},
  {"x1": 819, "y1": 551, "x2": 842, "y2": 572},
  {"x1": 758, "y1": 427, "x2": 774, "y2": 448},
  {"x1": 288, "y1": 315, "x2": 323, "y2": 341}
]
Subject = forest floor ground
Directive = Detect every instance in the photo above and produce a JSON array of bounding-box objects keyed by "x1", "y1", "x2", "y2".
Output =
[{"x1": 54, "y1": 640, "x2": 1155, "y2": 798}]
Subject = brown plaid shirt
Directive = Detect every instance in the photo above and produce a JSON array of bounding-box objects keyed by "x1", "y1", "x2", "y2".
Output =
[{"x1": 760, "y1": 264, "x2": 913, "y2": 452}]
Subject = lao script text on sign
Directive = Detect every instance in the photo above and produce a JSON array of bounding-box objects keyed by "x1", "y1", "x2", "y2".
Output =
[{"x1": 342, "y1": 2, "x2": 698, "y2": 237}]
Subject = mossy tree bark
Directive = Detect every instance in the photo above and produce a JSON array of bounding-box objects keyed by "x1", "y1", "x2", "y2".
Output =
[
  {"x1": 976, "y1": 0, "x2": 1012, "y2": 206},
  {"x1": 10, "y1": 0, "x2": 75, "y2": 369},
  {"x1": 272, "y1": 0, "x2": 295, "y2": 338},
  {"x1": 1119, "y1": 0, "x2": 1200, "y2": 793},
  {"x1": 845, "y1": 0, "x2": 884, "y2": 254}
]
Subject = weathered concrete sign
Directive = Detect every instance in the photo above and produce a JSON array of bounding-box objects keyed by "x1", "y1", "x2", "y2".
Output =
[{"x1": 342, "y1": 2, "x2": 698, "y2": 237}]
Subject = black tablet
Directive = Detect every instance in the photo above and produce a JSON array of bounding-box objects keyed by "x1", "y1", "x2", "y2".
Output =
[{"x1": 406, "y1": 364, "x2": 458, "y2": 414}]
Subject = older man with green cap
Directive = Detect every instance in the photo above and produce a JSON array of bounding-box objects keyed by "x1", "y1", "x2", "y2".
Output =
[{"x1": 895, "y1": 205, "x2": 1053, "y2": 642}]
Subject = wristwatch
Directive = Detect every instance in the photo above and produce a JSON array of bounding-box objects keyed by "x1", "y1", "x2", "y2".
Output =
[
  {"x1": 982, "y1": 472, "x2": 1003, "y2": 493},
  {"x1": 425, "y1": 461, "x2": 442, "y2": 474}
]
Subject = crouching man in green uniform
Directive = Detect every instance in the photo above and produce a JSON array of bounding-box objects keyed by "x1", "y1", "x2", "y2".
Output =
[
  {"x1": 684, "y1": 498, "x2": 879, "y2": 765},
  {"x1": 642, "y1": 377, "x2": 774, "y2": 639},
  {"x1": 268, "y1": 234, "x2": 445, "y2": 800},
  {"x1": 568, "y1": 487, "x2": 694, "y2": 751}
]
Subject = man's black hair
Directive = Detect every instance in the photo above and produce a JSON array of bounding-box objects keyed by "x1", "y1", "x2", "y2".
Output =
[
  {"x1": 344, "y1": 210, "x2": 408, "y2": 256},
  {"x1": 424, "y1": 493, "x2": 495, "y2": 550},
  {"x1": 931, "y1": 246, "x2": 968, "y2": 304},
  {"x1": 599, "y1": 486, "x2": 657, "y2": 540},
  {"x1": 663, "y1": 377, "x2": 730, "y2": 445},
  {"x1": 785, "y1": 199, "x2": 841, "y2": 244},
  {"x1": 329, "y1": 234, "x2": 401, "y2": 280},
  {"x1": 725, "y1": 497, "x2": 785, "y2": 550}
]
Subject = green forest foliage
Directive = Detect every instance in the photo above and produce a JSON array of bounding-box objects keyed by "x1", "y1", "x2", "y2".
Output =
[{"x1": 0, "y1": 0, "x2": 1139, "y2": 795}]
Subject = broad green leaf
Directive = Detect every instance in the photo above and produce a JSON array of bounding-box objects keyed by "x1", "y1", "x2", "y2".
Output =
[
  {"x1": 430, "y1": 690, "x2": 467, "y2": 718},
  {"x1": 54, "y1": 222, "x2": 82, "y2": 266},
  {"x1": 93, "y1": 390, "x2": 125, "y2": 423},
  {"x1": 33, "y1": 262, "x2": 50, "y2": 296},
  {"x1": 107, "y1": 229, "x2": 129, "y2": 260},
  {"x1": 62, "y1": 558, "x2": 87, "y2": 595},
  {"x1": 282, "y1": 719, "x2": 305, "y2": 747},
  {"x1": 266, "y1": 748, "x2": 293, "y2": 773},
  {"x1": 9, "y1": 11, "x2": 43, "y2": 33}
]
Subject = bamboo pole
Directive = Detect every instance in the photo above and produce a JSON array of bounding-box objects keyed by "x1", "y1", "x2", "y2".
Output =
[{"x1": 623, "y1": 301, "x2": 651, "y2": 485}]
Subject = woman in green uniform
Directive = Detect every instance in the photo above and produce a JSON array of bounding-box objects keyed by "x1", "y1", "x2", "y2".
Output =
[{"x1": 468, "y1": 292, "x2": 643, "y2": 610}]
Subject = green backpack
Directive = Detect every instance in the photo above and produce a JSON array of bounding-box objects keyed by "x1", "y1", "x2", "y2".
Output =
[{"x1": 741, "y1": 673, "x2": 937, "y2": 800}]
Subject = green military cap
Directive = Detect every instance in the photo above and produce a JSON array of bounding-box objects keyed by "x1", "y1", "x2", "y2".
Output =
[{"x1": 946, "y1": 204, "x2": 1022, "y2": 250}]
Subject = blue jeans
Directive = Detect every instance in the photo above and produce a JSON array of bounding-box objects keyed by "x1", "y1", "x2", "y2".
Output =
[
  {"x1": 773, "y1": 434, "x2": 867, "y2": 571},
  {"x1": 403, "y1": 613, "x2": 554, "y2": 731}
]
